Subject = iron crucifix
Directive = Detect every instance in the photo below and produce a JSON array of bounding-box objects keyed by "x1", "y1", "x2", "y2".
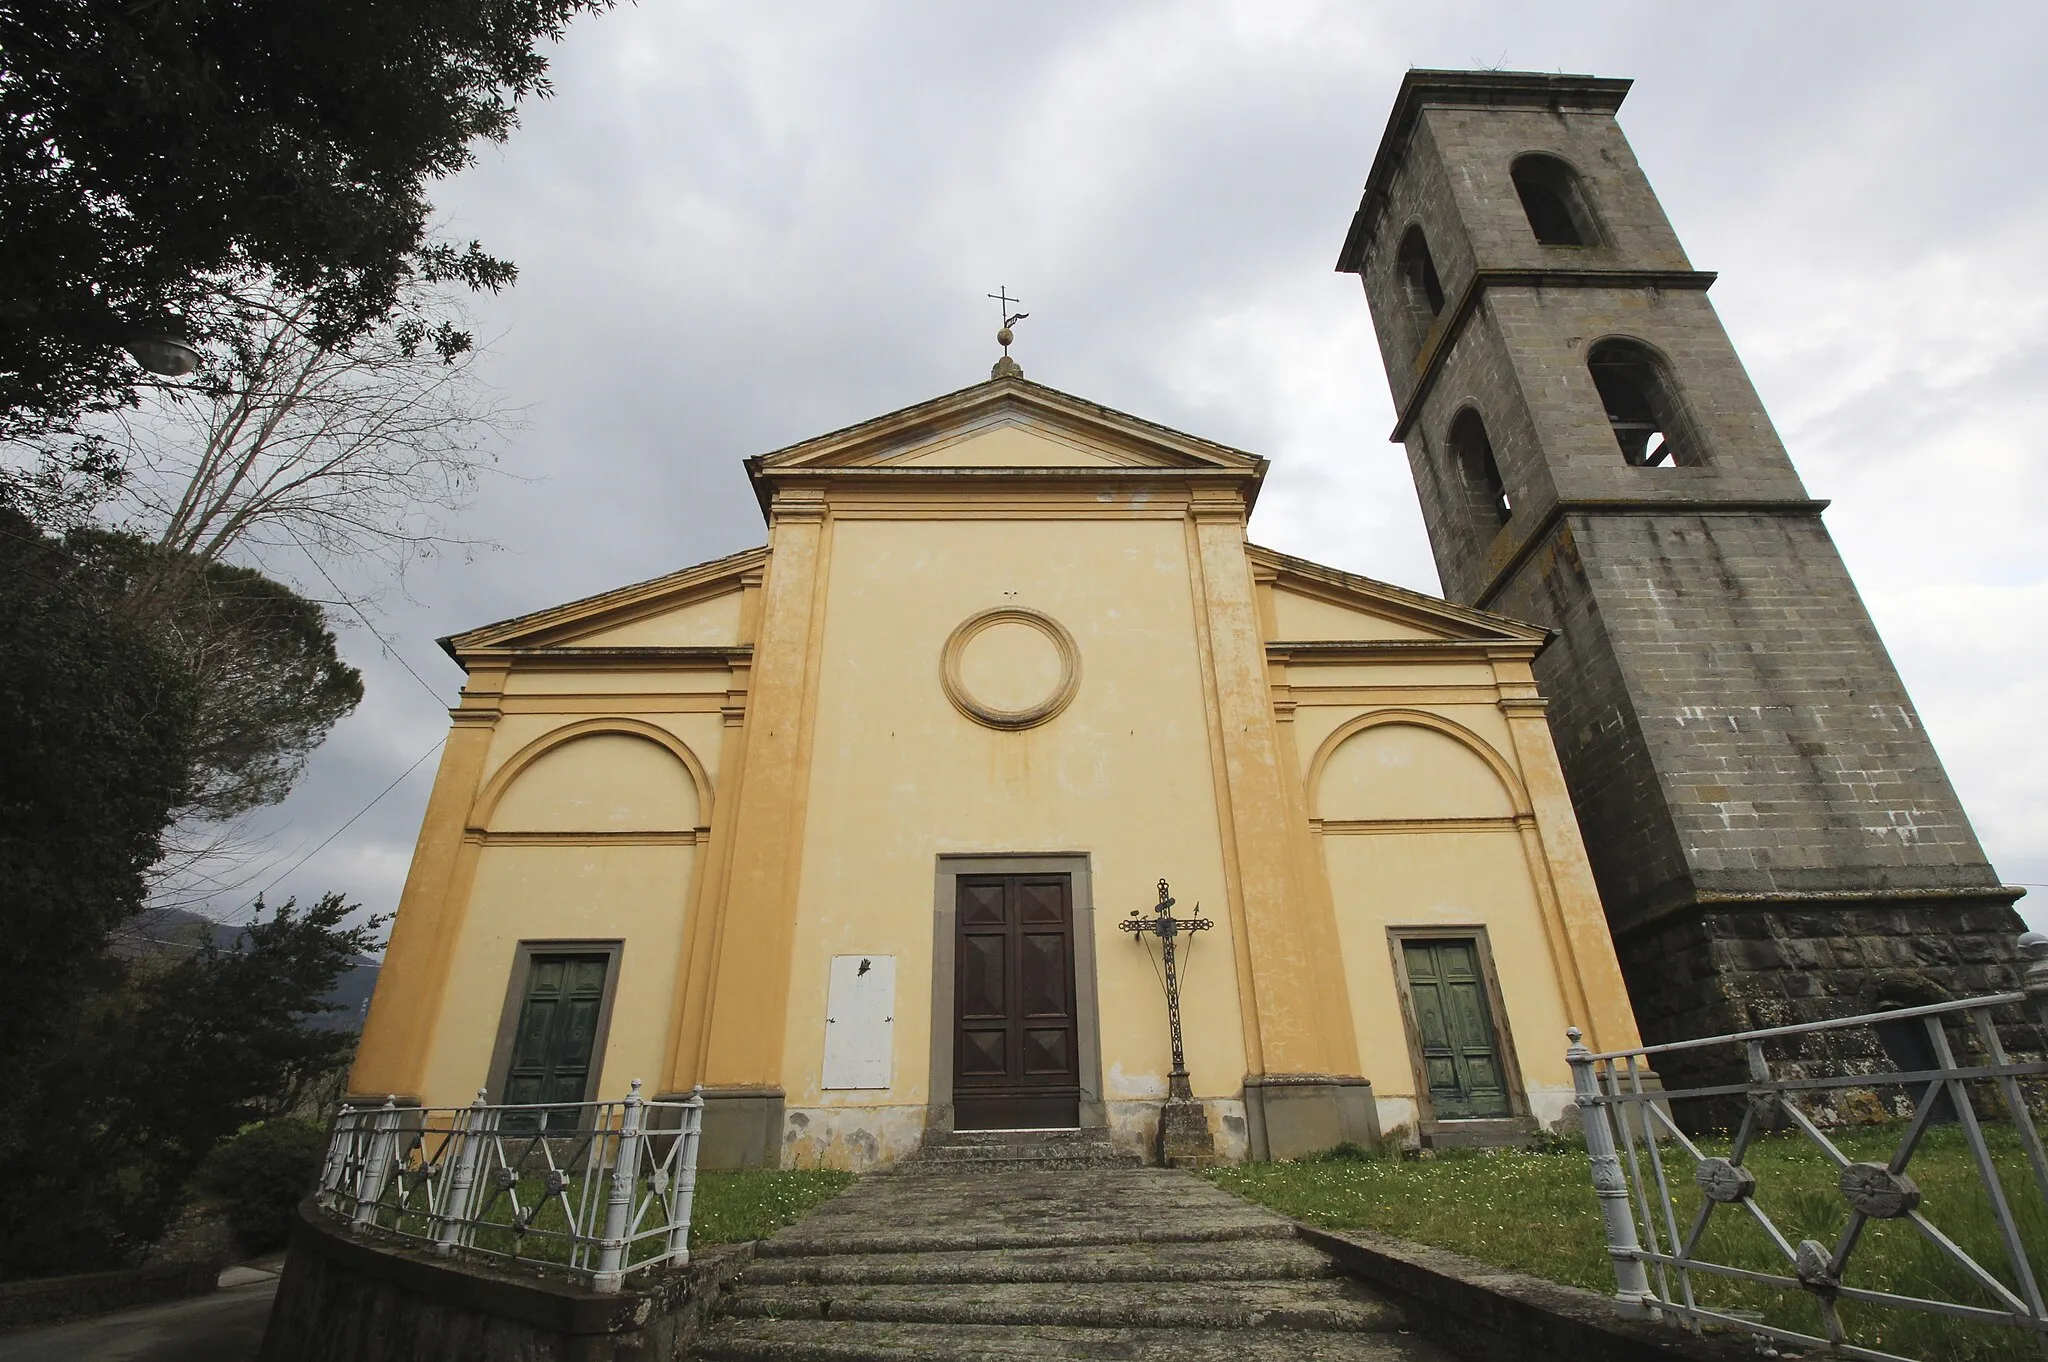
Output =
[{"x1": 1120, "y1": 879, "x2": 1212, "y2": 1101}]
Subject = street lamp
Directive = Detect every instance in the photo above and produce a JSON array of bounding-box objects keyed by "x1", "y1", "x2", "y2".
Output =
[{"x1": 121, "y1": 331, "x2": 201, "y2": 376}]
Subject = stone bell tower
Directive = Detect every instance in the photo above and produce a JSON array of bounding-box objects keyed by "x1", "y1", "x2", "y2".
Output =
[{"x1": 1337, "y1": 70, "x2": 2025, "y2": 1069}]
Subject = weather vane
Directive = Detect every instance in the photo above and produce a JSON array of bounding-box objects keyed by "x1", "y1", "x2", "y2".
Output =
[{"x1": 987, "y1": 286, "x2": 1027, "y2": 379}]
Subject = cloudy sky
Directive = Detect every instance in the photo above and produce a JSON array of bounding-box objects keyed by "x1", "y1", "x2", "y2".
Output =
[{"x1": 207, "y1": 2, "x2": 2048, "y2": 937}]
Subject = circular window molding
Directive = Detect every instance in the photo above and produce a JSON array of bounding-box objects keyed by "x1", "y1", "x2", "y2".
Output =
[{"x1": 940, "y1": 607, "x2": 1081, "y2": 731}]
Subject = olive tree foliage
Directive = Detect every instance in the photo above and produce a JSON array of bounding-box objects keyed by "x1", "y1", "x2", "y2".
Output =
[
  {"x1": 0, "y1": 0, "x2": 613, "y2": 440},
  {"x1": 0, "y1": 892, "x2": 381, "y2": 1279}
]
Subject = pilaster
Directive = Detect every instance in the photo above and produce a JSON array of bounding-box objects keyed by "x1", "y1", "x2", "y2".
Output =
[
  {"x1": 694, "y1": 489, "x2": 830, "y2": 1105},
  {"x1": 1188, "y1": 491, "x2": 1359, "y2": 1077},
  {"x1": 349, "y1": 675, "x2": 503, "y2": 1098},
  {"x1": 1492, "y1": 668, "x2": 1641, "y2": 1054}
]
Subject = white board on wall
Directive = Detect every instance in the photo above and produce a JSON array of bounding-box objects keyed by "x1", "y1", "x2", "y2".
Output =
[{"x1": 822, "y1": 954, "x2": 895, "y2": 1090}]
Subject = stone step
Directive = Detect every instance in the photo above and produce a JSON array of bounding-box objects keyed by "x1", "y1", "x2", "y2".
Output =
[
  {"x1": 756, "y1": 1167, "x2": 1298, "y2": 1258},
  {"x1": 755, "y1": 1217, "x2": 1296, "y2": 1258},
  {"x1": 913, "y1": 1140, "x2": 1131, "y2": 1159},
  {"x1": 721, "y1": 1278, "x2": 1402, "y2": 1331},
  {"x1": 896, "y1": 1151, "x2": 1142, "y2": 1173},
  {"x1": 695, "y1": 1319, "x2": 1454, "y2": 1361},
  {"x1": 740, "y1": 1238, "x2": 1342, "y2": 1286},
  {"x1": 906, "y1": 1127, "x2": 1142, "y2": 1172},
  {"x1": 922, "y1": 1128, "x2": 1114, "y2": 1146}
]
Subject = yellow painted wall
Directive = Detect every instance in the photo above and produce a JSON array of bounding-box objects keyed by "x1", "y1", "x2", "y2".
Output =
[
  {"x1": 1305, "y1": 710, "x2": 1586, "y2": 1135},
  {"x1": 356, "y1": 391, "x2": 1641, "y2": 1166},
  {"x1": 409, "y1": 725, "x2": 715, "y2": 1108},
  {"x1": 779, "y1": 513, "x2": 1247, "y2": 1158},
  {"x1": 418, "y1": 843, "x2": 696, "y2": 1106},
  {"x1": 1271, "y1": 588, "x2": 1438, "y2": 642},
  {"x1": 1315, "y1": 722, "x2": 1515, "y2": 821},
  {"x1": 490, "y1": 732, "x2": 699, "y2": 831},
  {"x1": 573, "y1": 590, "x2": 744, "y2": 647},
  {"x1": 1321, "y1": 829, "x2": 1569, "y2": 1132},
  {"x1": 884, "y1": 424, "x2": 1125, "y2": 468}
]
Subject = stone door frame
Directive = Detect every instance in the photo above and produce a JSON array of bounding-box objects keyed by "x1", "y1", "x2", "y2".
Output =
[{"x1": 927, "y1": 853, "x2": 1105, "y2": 1135}]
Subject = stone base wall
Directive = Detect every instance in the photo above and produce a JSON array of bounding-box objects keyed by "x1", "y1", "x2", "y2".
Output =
[
  {"x1": 1615, "y1": 897, "x2": 2034, "y2": 1124},
  {"x1": 0, "y1": 1262, "x2": 218, "y2": 1331},
  {"x1": 259, "y1": 1200, "x2": 742, "y2": 1362}
]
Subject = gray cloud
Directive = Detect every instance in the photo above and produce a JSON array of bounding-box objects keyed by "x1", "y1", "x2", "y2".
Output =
[{"x1": 213, "y1": 2, "x2": 2048, "y2": 937}]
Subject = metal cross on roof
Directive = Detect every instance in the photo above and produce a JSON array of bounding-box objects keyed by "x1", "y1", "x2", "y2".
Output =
[
  {"x1": 986, "y1": 287, "x2": 1028, "y2": 379},
  {"x1": 986, "y1": 285, "x2": 1027, "y2": 332}
]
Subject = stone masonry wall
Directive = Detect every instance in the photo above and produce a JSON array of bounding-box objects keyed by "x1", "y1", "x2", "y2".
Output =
[
  {"x1": 1617, "y1": 899, "x2": 2029, "y2": 1104},
  {"x1": 1349, "y1": 77, "x2": 2028, "y2": 1096},
  {"x1": 1574, "y1": 511, "x2": 1999, "y2": 908}
]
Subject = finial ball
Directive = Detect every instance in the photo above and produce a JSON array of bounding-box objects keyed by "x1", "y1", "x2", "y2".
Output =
[{"x1": 996, "y1": 327, "x2": 1014, "y2": 347}]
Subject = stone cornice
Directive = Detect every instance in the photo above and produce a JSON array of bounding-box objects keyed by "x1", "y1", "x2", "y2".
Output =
[
  {"x1": 1336, "y1": 70, "x2": 1634, "y2": 274},
  {"x1": 1614, "y1": 883, "x2": 2030, "y2": 941},
  {"x1": 1473, "y1": 498, "x2": 1831, "y2": 611},
  {"x1": 1267, "y1": 638, "x2": 1545, "y2": 665},
  {"x1": 752, "y1": 464, "x2": 1265, "y2": 520},
  {"x1": 1246, "y1": 542, "x2": 1548, "y2": 645},
  {"x1": 746, "y1": 377, "x2": 1264, "y2": 473},
  {"x1": 440, "y1": 545, "x2": 767, "y2": 656},
  {"x1": 449, "y1": 645, "x2": 753, "y2": 669}
]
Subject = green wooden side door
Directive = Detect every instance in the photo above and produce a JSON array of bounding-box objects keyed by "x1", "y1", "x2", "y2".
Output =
[
  {"x1": 504, "y1": 953, "x2": 610, "y2": 1128},
  {"x1": 1402, "y1": 938, "x2": 1512, "y2": 1120}
]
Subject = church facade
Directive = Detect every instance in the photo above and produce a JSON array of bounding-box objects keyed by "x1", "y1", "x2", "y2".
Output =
[{"x1": 348, "y1": 377, "x2": 1641, "y2": 1169}]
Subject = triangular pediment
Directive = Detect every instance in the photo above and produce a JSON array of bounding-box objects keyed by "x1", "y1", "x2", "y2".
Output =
[
  {"x1": 748, "y1": 377, "x2": 1265, "y2": 475},
  {"x1": 440, "y1": 545, "x2": 765, "y2": 659},
  {"x1": 1248, "y1": 544, "x2": 1549, "y2": 646}
]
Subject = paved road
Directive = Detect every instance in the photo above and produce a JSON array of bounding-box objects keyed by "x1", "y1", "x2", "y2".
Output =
[{"x1": 0, "y1": 1276, "x2": 277, "y2": 1362}]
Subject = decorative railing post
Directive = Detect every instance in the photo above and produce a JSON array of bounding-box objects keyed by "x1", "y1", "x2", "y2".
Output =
[
  {"x1": 352, "y1": 1096, "x2": 401, "y2": 1230},
  {"x1": 2021, "y1": 932, "x2": 2048, "y2": 1031},
  {"x1": 592, "y1": 1079, "x2": 646, "y2": 1293},
  {"x1": 435, "y1": 1089, "x2": 489, "y2": 1256},
  {"x1": 317, "y1": 1104, "x2": 355, "y2": 1211},
  {"x1": 666, "y1": 1086, "x2": 705, "y2": 1267},
  {"x1": 307, "y1": 1089, "x2": 708, "y2": 1287},
  {"x1": 1569, "y1": 1028, "x2": 1655, "y2": 1317}
]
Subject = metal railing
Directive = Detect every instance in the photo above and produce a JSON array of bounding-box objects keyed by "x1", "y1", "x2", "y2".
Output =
[
  {"x1": 1569, "y1": 934, "x2": 2048, "y2": 1360},
  {"x1": 316, "y1": 1080, "x2": 704, "y2": 1293}
]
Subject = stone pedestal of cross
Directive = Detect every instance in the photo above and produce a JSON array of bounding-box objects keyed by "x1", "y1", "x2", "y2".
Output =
[{"x1": 1121, "y1": 879, "x2": 1219, "y2": 1167}]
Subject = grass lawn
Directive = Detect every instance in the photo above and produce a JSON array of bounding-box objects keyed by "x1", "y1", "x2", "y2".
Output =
[
  {"x1": 360, "y1": 1166, "x2": 852, "y2": 1270},
  {"x1": 688, "y1": 1168, "x2": 855, "y2": 1246},
  {"x1": 1205, "y1": 1122, "x2": 2048, "y2": 1362}
]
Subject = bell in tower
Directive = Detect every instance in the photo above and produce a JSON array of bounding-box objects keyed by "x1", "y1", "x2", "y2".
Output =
[{"x1": 1337, "y1": 70, "x2": 2026, "y2": 1087}]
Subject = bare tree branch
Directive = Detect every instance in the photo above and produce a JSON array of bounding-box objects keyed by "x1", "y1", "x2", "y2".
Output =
[{"x1": 106, "y1": 276, "x2": 520, "y2": 606}]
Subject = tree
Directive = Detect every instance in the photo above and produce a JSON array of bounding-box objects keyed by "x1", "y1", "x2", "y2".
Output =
[
  {"x1": 0, "y1": 501, "x2": 359, "y2": 915},
  {"x1": 116, "y1": 276, "x2": 511, "y2": 588},
  {"x1": 74, "y1": 527, "x2": 364, "y2": 822},
  {"x1": 0, "y1": 503, "x2": 196, "y2": 1062},
  {"x1": 0, "y1": 894, "x2": 380, "y2": 1279},
  {"x1": 0, "y1": 0, "x2": 612, "y2": 437}
]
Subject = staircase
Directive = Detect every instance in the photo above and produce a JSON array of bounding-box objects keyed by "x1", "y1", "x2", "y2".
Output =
[
  {"x1": 692, "y1": 1165, "x2": 1453, "y2": 1360},
  {"x1": 898, "y1": 1126, "x2": 1140, "y2": 1173}
]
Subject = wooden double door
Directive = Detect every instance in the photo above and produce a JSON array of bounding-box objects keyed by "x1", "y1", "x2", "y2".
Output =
[
  {"x1": 1401, "y1": 937, "x2": 1513, "y2": 1120},
  {"x1": 503, "y1": 951, "x2": 610, "y2": 1132},
  {"x1": 953, "y1": 874, "x2": 1081, "y2": 1130}
]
